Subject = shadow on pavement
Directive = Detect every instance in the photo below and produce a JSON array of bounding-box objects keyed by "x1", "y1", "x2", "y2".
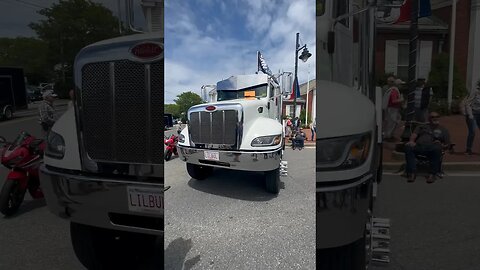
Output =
[
  {"x1": 164, "y1": 237, "x2": 200, "y2": 270},
  {"x1": 187, "y1": 168, "x2": 281, "y2": 201},
  {"x1": 6, "y1": 198, "x2": 46, "y2": 218}
]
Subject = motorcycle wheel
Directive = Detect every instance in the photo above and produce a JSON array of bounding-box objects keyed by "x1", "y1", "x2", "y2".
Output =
[
  {"x1": 0, "y1": 180, "x2": 26, "y2": 216},
  {"x1": 164, "y1": 149, "x2": 172, "y2": 161}
]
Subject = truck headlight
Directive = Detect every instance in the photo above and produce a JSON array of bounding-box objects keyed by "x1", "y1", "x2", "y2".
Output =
[
  {"x1": 46, "y1": 131, "x2": 65, "y2": 159},
  {"x1": 178, "y1": 134, "x2": 185, "y2": 143},
  {"x1": 317, "y1": 132, "x2": 371, "y2": 170},
  {"x1": 251, "y1": 135, "x2": 282, "y2": 147}
]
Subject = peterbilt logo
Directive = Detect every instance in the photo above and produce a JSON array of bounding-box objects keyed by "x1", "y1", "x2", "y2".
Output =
[
  {"x1": 130, "y1": 42, "x2": 163, "y2": 59},
  {"x1": 205, "y1": 106, "x2": 216, "y2": 111}
]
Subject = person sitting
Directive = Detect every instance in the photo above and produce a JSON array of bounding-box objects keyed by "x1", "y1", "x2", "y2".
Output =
[
  {"x1": 404, "y1": 112, "x2": 451, "y2": 183},
  {"x1": 293, "y1": 129, "x2": 306, "y2": 149}
]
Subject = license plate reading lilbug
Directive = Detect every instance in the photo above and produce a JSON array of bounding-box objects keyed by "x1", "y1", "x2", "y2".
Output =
[
  {"x1": 127, "y1": 186, "x2": 163, "y2": 214},
  {"x1": 204, "y1": 150, "x2": 219, "y2": 161}
]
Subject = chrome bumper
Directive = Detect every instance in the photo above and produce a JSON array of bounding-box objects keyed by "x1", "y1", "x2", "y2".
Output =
[
  {"x1": 177, "y1": 146, "x2": 282, "y2": 172},
  {"x1": 316, "y1": 174, "x2": 373, "y2": 249},
  {"x1": 39, "y1": 165, "x2": 163, "y2": 236}
]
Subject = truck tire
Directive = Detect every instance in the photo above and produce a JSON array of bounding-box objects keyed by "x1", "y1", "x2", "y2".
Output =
[
  {"x1": 0, "y1": 180, "x2": 26, "y2": 216},
  {"x1": 265, "y1": 168, "x2": 280, "y2": 194},
  {"x1": 3, "y1": 107, "x2": 13, "y2": 120},
  {"x1": 70, "y1": 222, "x2": 157, "y2": 270},
  {"x1": 186, "y1": 163, "x2": 213, "y2": 180},
  {"x1": 316, "y1": 235, "x2": 366, "y2": 270}
]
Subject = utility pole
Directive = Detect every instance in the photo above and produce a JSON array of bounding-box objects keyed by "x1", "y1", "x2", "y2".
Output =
[{"x1": 448, "y1": 0, "x2": 457, "y2": 112}]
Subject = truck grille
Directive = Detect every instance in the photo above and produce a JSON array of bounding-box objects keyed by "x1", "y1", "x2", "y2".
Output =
[
  {"x1": 81, "y1": 60, "x2": 163, "y2": 164},
  {"x1": 189, "y1": 110, "x2": 238, "y2": 146}
]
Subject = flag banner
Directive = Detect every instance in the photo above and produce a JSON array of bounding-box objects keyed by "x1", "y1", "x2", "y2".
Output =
[
  {"x1": 375, "y1": 0, "x2": 431, "y2": 24},
  {"x1": 396, "y1": 0, "x2": 431, "y2": 23},
  {"x1": 290, "y1": 76, "x2": 300, "y2": 100},
  {"x1": 258, "y1": 51, "x2": 273, "y2": 76}
]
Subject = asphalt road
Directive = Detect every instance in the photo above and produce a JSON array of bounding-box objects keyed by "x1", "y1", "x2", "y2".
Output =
[
  {"x1": 164, "y1": 141, "x2": 316, "y2": 269},
  {"x1": 0, "y1": 111, "x2": 163, "y2": 270},
  {"x1": 371, "y1": 173, "x2": 480, "y2": 270},
  {"x1": 0, "y1": 112, "x2": 85, "y2": 270}
]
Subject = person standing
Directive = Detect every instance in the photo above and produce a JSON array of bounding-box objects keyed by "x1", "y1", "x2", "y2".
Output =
[
  {"x1": 470, "y1": 80, "x2": 480, "y2": 150},
  {"x1": 310, "y1": 119, "x2": 316, "y2": 141},
  {"x1": 383, "y1": 76, "x2": 403, "y2": 141},
  {"x1": 38, "y1": 90, "x2": 57, "y2": 138},
  {"x1": 413, "y1": 78, "x2": 433, "y2": 123},
  {"x1": 460, "y1": 91, "x2": 476, "y2": 155}
]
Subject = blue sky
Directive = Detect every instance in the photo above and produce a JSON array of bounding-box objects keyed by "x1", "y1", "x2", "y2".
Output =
[{"x1": 165, "y1": 0, "x2": 316, "y2": 103}]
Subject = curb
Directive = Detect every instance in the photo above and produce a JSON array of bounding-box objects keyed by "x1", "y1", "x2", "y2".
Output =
[{"x1": 383, "y1": 161, "x2": 480, "y2": 172}]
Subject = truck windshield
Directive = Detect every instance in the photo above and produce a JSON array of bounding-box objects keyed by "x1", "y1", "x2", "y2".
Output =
[{"x1": 217, "y1": 84, "x2": 267, "y2": 101}]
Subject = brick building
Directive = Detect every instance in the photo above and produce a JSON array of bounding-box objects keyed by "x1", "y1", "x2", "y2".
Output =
[
  {"x1": 376, "y1": 0, "x2": 480, "y2": 92},
  {"x1": 282, "y1": 79, "x2": 316, "y2": 125}
]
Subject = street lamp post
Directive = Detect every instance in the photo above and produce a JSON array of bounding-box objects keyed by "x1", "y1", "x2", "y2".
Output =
[{"x1": 293, "y1": 32, "x2": 312, "y2": 125}]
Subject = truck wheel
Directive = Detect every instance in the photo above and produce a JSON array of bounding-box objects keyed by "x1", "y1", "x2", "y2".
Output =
[
  {"x1": 265, "y1": 168, "x2": 280, "y2": 194},
  {"x1": 164, "y1": 149, "x2": 172, "y2": 161},
  {"x1": 316, "y1": 236, "x2": 366, "y2": 270},
  {"x1": 3, "y1": 107, "x2": 13, "y2": 120},
  {"x1": 70, "y1": 222, "x2": 158, "y2": 270},
  {"x1": 0, "y1": 180, "x2": 26, "y2": 216},
  {"x1": 186, "y1": 163, "x2": 213, "y2": 180}
]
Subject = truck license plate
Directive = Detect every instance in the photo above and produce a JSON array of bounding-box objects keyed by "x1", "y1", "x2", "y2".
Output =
[
  {"x1": 204, "y1": 150, "x2": 219, "y2": 161},
  {"x1": 127, "y1": 186, "x2": 163, "y2": 214}
]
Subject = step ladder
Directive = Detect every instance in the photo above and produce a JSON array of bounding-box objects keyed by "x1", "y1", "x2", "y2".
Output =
[
  {"x1": 370, "y1": 217, "x2": 391, "y2": 264},
  {"x1": 280, "y1": 160, "x2": 288, "y2": 177}
]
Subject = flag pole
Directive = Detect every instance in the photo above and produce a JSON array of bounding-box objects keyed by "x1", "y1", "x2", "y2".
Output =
[{"x1": 447, "y1": 0, "x2": 457, "y2": 112}]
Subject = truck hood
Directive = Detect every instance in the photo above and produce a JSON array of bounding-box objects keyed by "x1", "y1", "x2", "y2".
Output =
[{"x1": 317, "y1": 80, "x2": 375, "y2": 138}]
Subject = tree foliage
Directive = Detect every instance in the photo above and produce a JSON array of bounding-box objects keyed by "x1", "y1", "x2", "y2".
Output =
[
  {"x1": 0, "y1": 37, "x2": 50, "y2": 85},
  {"x1": 171, "y1": 92, "x2": 204, "y2": 122},
  {"x1": 29, "y1": 0, "x2": 124, "y2": 96},
  {"x1": 428, "y1": 53, "x2": 466, "y2": 100}
]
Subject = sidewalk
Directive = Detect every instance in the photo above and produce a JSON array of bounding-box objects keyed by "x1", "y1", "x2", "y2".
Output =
[
  {"x1": 15, "y1": 99, "x2": 70, "y2": 118},
  {"x1": 383, "y1": 114, "x2": 480, "y2": 171}
]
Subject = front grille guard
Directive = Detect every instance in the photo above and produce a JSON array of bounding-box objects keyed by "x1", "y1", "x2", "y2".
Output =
[
  {"x1": 74, "y1": 60, "x2": 163, "y2": 179},
  {"x1": 187, "y1": 104, "x2": 243, "y2": 150}
]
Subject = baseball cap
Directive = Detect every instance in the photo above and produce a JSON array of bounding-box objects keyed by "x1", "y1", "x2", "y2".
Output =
[
  {"x1": 395, "y1": 79, "x2": 406, "y2": 85},
  {"x1": 43, "y1": 90, "x2": 58, "y2": 99}
]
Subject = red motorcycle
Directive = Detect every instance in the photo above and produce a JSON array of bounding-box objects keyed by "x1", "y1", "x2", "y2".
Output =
[
  {"x1": 0, "y1": 131, "x2": 45, "y2": 216},
  {"x1": 164, "y1": 133, "x2": 179, "y2": 161}
]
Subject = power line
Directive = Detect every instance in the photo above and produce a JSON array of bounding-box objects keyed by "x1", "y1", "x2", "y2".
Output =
[{"x1": 2, "y1": 0, "x2": 47, "y2": 9}]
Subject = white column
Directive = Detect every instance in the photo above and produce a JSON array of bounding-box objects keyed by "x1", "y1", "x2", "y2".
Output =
[{"x1": 467, "y1": 0, "x2": 480, "y2": 93}]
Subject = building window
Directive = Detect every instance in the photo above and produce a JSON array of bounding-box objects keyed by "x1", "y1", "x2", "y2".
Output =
[{"x1": 397, "y1": 42, "x2": 409, "y2": 81}]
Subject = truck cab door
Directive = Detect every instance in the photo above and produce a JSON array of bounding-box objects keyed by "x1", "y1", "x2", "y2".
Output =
[{"x1": 267, "y1": 83, "x2": 281, "y2": 121}]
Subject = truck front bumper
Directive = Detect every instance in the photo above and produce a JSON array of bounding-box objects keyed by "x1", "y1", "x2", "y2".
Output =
[
  {"x1": 177, "y1": 146, "x2": 282, "y2": 172},
  {"x1": 39, "y1": 165, "x2": 163, "y2": 236},
  {"x1": 316, "y1": 173, "x2": 373, "y2": 249}
]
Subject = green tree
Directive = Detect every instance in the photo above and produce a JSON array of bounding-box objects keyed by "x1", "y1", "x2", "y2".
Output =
[
  {"x1": 29, "y1": 0, "x2": 125, "y2": 96},
  {"x1": 165, "y1": 104, "x2": 180, "y2": 119},
  {"x1": 0, "y1": 37, "x2": 50, "y2": 85},
  {"x1": 174, "y1": 92, "x2": 204, "y2": 122},
  {"x1": 428, "y1": 53, "x2": 466, "y2": 100}
]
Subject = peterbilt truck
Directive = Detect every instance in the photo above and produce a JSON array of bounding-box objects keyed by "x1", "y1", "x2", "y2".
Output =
[
  {"x1": 177, "y1": 73, "x2": 284, "y2": 194},
  {"x1": 316, "y1": 0, "x2": 384, "y2": 269},
  {"x1": 39, "y1": 1, "x2": 164, "y2": 268}
]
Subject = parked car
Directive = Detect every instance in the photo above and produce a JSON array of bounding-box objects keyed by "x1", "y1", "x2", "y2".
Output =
[{"x1": 26, "y1": 85, "x2": 42, "y2": 102}]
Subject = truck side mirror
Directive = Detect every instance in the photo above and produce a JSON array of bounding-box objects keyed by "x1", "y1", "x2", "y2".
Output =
[{"x1": 327, "y1": 31, "x2": 335, "y2": 54}]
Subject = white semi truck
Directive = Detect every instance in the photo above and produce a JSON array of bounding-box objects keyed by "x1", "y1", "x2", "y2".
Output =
[
  {"x1": 316, "y1": 0, "x2": 384, "y2": 269},
  {"x1": 39, "y1": 1, "x2": 164, "y2": 268},
  {"x1": 177, "y1": 73, "x2": 285, "y2": 194}
]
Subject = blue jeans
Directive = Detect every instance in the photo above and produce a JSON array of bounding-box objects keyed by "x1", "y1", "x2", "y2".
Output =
[
  {"x1": 466, "y1": 116, "x2": 476, "y2": 152},
  {"x1": 405, "y1": 144, "x2": 442, "y2": 175}
]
